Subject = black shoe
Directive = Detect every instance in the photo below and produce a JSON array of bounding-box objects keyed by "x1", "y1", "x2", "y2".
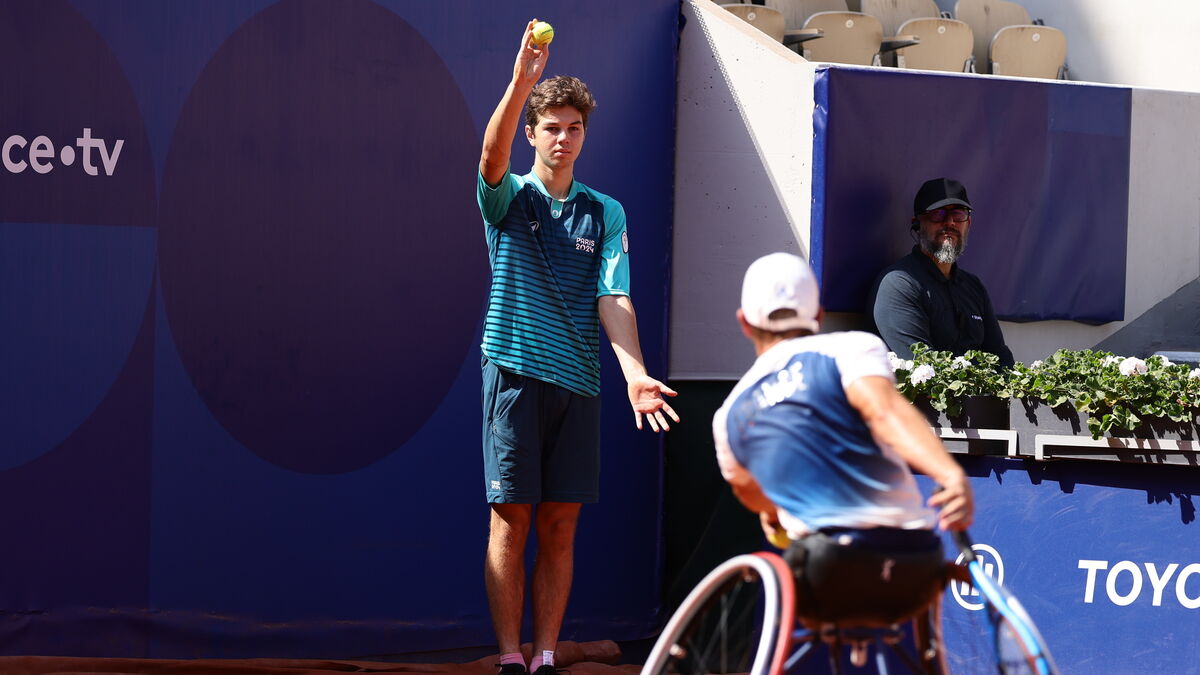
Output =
[
  {"x1": 497, "y1": 664, "x2": 528, "y2": 675},
  {"x1": 531, "y1": 667, "x2": 568, "y2": 675}
]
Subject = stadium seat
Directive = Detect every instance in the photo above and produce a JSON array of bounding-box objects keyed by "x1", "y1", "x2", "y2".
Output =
[
  {"x1": 767, "y1": 0, "x2": 847, "y2": 30},
  {"x1": 766, "y1": 0, "x2": 886, "y2": 65},
  {"x1": 990, "y1": 24, "x2": 1067, "y2": 79},
  {"x1": 954, "y1": 0, "x2": 1067, "y2": 77},
  {"x1": 862, "y1": 0, "x2": 974, "y2": 72},
  {"x1": 722, "y1": 3, "x2": 787, "y2": 42},
  {"x1": 721, "y1": 2, "x2": 826, "y2": 49}
]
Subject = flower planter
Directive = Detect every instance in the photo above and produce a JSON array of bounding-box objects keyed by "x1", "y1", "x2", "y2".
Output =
[
  {"x1": 916, "y1": 396, "x2": 1010, "y2": 430},
  {"x1": 1008, "y1": 399, "x2": 1200, "y2": 465},
  {"x1": 914, "y1": 397, "x2": 1200, "y2": 465},
  {"x1": 1009, "y1": 399, "x2": 1086, "y2": 436},
  {"x1": 897, "y1": 346, "x2": 1200, "y2": 464},
  {"x1": 1125, "y1": 413, "x2": 1200, "y2": 441},
  {"x1": 915, "y1": 396, "x2": 1013, "y2": 456}
]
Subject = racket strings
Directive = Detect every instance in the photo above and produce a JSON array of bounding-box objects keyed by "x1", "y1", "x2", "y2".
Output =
[
  {"x1": 995, "y1": 617, "x2": 1039, "y2": 673},
  {"x1": 945, "y1": 574, "x2": 1048, "y2": 675}
]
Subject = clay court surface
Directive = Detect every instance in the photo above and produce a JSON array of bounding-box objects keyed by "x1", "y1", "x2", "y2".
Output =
[{"x1": 0, "y1": 640, "x2": 642, "y2": 675}]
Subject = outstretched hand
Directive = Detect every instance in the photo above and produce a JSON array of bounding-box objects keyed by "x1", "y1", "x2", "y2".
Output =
[
  {"x1": 628, "y1": 375, "x2": 680, "y2": 432},
  {"x1": 513, "y1": 19, "x2": 549, "y2": 85}
]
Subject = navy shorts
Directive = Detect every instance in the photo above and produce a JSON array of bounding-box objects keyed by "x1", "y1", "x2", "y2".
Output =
[{"x1": 481, "y1": 356, "x2": 601, "y2": 504}]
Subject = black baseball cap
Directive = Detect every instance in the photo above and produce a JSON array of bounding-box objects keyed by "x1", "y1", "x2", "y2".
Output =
[{"x1": 913, "y1": 178, "x2": 972, "y2": 215}]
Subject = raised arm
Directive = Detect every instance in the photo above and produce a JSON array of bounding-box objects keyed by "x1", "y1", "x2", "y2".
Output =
[
  {"x1": 479, "y1": 20, "x2": 548, "y2": 187},
  {"x1": 845, "y1": 375, "x2": 974, "y2": 530},
  {"x1": 597, "y1": 294, "x2": 680, "y2": 432}
]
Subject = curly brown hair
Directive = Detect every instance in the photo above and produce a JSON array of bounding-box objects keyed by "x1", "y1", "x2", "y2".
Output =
[{"x1": 525, "y1": 75, "x2": 597, "y2": 130}]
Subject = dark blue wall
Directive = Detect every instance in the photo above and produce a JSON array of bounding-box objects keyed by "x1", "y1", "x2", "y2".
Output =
[
  {"x1": 922, "y1": 460, "x2": 1200, "y2": 674},
  {"x1": 812, "y1": 67, "x2": 1131, "y2": 323},
  {"x1": 0, "y1": 0, "x2": 678, "y2": 658}
]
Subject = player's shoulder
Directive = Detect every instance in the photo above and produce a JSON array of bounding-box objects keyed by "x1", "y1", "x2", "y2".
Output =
[
  {"x1": 717, "y1": 346, "x2": 787, "y2": 422},
  {"x1": 722, "y1": 337, "x2": 826, "y2": 405},
  {"x1": 573, "y1": 180, "x2": 624, "y2": 211},
  {"x1": 802, "y1": 332, "x2": 895, "y2": 388},
  {"x1": 718, "y1": 336, "x2": 857, "y2": 428},
  {"x1": 508, "y1": 170, "x2": 536, "y2": 191},
  {"x1": 802, "y1": 331, "x2": 889, "y2": 358}
]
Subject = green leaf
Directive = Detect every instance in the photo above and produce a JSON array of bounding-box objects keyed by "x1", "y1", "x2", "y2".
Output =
[{"x1": 888, "y1": 347, "x2": 1200, "y2": 436}]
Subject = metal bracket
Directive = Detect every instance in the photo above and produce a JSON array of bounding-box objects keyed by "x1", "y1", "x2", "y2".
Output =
[
  {"x1": 933, "y1": 427, "x2": 1018, "y2": 457},
  {"x1": 1034, "y1": 434, "x2": 1200, "y2": 466}
]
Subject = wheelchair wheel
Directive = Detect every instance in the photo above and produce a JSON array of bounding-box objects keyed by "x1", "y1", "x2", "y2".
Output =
[{"x1": 642, "y1": 552, "x2": 795, "y2": 675}]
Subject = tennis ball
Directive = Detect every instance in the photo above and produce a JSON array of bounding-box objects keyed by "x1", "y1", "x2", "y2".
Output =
[
  {"x1": 768, "y1": 529, "x2": 791, "y2": 550},
  {"x1": 531, "y1": 21, "x2": 555, "y2": 46}
]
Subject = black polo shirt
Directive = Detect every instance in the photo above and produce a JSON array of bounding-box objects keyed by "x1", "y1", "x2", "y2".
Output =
[{"x1": 868, "y1": 246, "x2": 1014, "y2": 366}]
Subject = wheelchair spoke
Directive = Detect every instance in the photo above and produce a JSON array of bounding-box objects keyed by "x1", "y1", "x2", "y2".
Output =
[{"x1": 641, "y1": 554, "x2": 789, "y2": 675}]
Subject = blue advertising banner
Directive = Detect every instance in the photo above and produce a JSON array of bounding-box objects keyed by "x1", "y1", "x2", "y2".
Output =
[
  {"x1": 0, "y1": 0, "x2": 678, "y2": 658},
  {"x1": 920, "y1": 459, "x2": 1200, "y2": 673},
  {"x1": 812, "y1": 66, "x2": 1131, "y2": 323}
]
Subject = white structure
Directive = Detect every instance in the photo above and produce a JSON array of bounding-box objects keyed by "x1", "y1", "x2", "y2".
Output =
[
  {"x1": 671, "y1": 3, "x2": 817, "y2": 378},
  {"x1": 934, "y1": 0, "x2": 1200, "y2": 93}
]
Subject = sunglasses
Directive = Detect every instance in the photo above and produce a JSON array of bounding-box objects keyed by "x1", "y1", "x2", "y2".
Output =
[{"x1": 922, "y1": 208, "x2": 972, "y2": 224}]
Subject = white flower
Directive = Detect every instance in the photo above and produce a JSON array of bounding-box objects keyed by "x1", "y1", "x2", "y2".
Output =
[
  {"x1": 1189, "y1": 368, "x2": 1200, "y2": 380},
  {"x1": 1118, "y1": 357, "x2": 1148, "y2": 376},
  {"x1": 1102, "y1": 355, "x2": 1122, "y2": 367},
  {"x1": 905, "y1": 360, "x2": 915, "y2": 371},
  {"x1": 1157, "y1": 356, "x2": 1174, "y2": 367},
  {"x1": 1031, "y1": 360, "x2": 1044, "y2": 369},
  {"x1": 951, "y1": 356, "x2": 971, "y2": 370},
  {"x1": 909, "y1": 364, "x2": 936, "y2": 385},
  {"x1": 887, "y1": 352, "x2": 906, "y2": 372}
]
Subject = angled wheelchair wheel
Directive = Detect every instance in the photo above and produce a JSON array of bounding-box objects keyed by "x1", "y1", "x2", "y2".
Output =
[{"x1": 642, "y1": 552, "x2": 795, "y2": 675}]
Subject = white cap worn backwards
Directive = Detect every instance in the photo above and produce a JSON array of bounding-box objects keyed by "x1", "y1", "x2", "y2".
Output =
[{"x1": 740, "y1": 252, "x2": 821, "y2": 333}]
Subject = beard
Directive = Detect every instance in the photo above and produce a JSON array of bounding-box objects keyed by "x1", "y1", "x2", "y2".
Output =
[{"x1": 920, "y1": 230, "x2": 966, "y2": 264}]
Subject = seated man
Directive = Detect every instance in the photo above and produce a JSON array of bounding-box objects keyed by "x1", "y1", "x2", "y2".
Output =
[
  {"x1": 869, "y1": 178, "x2": 1014, "y2": 366},
  {"x1": 714, "y1": 252, "x2": 974, "y2": 626}
]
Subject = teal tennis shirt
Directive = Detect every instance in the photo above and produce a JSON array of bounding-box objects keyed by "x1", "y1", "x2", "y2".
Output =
[{"x1": 477, "y1": 169, "x2": 631, "y2": 397}]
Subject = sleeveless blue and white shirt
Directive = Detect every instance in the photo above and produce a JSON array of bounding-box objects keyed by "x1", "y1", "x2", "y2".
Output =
[
  {"x1": 477, "y1": 169, "x2": 630, "y2": 397},
  {"x1": 713, "y1": 332, "x2": 935, "y2": 536}
]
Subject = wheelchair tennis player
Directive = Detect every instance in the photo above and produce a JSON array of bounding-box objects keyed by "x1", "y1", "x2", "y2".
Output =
[{"x1": 713, "y1": 252, "x2": 975, "y2": 629}]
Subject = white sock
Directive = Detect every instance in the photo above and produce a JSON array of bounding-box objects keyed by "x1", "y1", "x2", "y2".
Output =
[{"x1": 530, "y1": 650, "x2": 554, "y2": 670}]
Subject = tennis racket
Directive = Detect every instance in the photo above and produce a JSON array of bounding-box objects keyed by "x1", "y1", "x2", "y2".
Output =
[{"x1": 950, "y1": 530, "x2": 1060, "y2": 675}]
